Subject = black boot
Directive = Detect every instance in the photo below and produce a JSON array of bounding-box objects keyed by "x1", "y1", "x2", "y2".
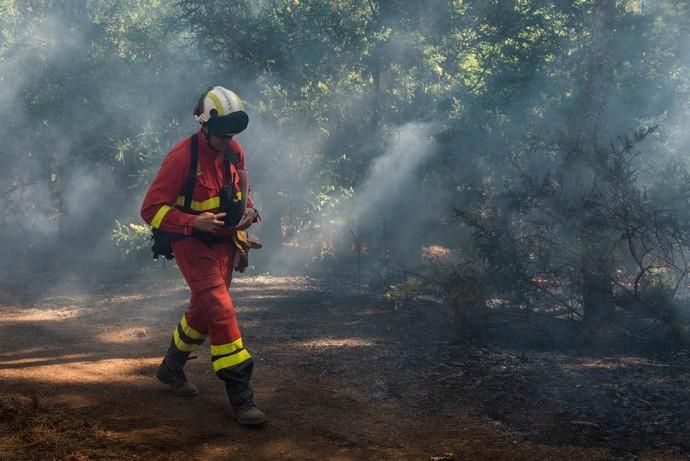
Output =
[
  {"x1": 156, "y1": 340, "x2": 199, "y2": 398},
  {"x1": 217, "y1": 360, "x2": 266, "y2": 426}
]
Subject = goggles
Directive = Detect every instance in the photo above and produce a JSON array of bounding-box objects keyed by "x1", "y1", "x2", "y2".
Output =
[{"x1": 207, "y1": 111, "x2": 249, "y2": 138}]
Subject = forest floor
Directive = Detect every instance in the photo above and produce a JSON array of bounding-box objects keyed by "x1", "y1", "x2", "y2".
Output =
[{"x1": 0, "y1": 270, "x2": 689, "y2": 460}]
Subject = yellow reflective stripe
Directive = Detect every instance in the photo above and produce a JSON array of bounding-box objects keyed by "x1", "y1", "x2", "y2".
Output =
[
  {"x1": 173, "y1": 328, "x2": 200, "y2": 352},
  {"x1": 210, "y1": 338, "x2": 244, "y2": 356},
  {"x1": 207, "y1": 92, "x2": 224, "y2": 115},
  {"x1": 180, "y1": 315, "x2": 205, "y2": 340},
  {"x1": 151, "y1": 205, "x2": 172, "y2": 229},
  {"x1": 175, "y1": 196, "x2": 221, "y2": 211},
  {"x1": 212, "y1": 349, "x2": 252, "y2": 372},
  {"x1": 235, "y1": 191, "x2": 243, "y2": 200}
]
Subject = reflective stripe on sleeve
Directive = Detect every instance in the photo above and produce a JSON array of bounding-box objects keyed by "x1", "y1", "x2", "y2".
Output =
[{"x1": 151, "y1": 205, "x2": 172, "y2": 229}]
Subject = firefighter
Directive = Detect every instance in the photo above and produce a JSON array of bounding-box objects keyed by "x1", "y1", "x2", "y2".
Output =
[{"x1": 140, "y1": 86, "x2": 265, "y2": 426}]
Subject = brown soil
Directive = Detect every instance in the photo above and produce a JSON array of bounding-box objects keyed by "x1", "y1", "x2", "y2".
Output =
[{"x1": 0, "y1": 273, "x2": 689, "y2": 460}]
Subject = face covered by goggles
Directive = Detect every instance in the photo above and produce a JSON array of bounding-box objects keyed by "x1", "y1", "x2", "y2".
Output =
[{"x1": 206, "y1": 111, "x2": 249, "y2": 139}]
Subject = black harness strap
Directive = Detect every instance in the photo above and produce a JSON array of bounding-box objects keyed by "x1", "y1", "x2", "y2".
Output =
[
  {"x1": 183, "y1": 134, "x2": 199, "y2": 212},
  {"x1": 151, "y1": 134, "x2": 200, "y2": 260},
  {"x1": 223, "y1": 148, "x2": 239, "y2": 186}
]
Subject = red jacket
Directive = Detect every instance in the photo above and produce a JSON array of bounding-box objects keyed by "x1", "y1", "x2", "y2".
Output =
[{"x1": 140, "y1": 131, "x2": 254, "y2": 237}]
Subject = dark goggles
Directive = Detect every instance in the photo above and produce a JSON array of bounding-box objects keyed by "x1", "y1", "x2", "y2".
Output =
[{"x1": 206, "y1": 111, "x2": 249, "y2": 138}]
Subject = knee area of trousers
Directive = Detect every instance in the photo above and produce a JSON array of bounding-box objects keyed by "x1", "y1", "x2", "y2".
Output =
[{"x1": 197, "y1": 285, "x2": 234, "y2": 309}]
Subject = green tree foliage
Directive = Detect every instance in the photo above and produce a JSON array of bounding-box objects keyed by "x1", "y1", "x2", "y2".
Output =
[
  {"x1": 0, "y1": 0, "x2": 192, "y2": 248},
  {"x1": 450, "y1": 1, "x2": 690, "y2": 339},
  {"x1": 3, "y1": 0, "x2": 690, "y2": 342}
]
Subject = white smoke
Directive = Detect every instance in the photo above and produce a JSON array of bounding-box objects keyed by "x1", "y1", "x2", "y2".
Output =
[{"x1": 339, "y1": 121, "x2": 437, "y2": 230}]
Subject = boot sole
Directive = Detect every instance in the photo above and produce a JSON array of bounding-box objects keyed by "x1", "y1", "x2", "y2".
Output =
[{"x1": 236, "y1": 415, "x2": 267, "y2": 426}]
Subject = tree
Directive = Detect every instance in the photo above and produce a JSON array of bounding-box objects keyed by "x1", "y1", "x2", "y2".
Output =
[{"x1": 450, "y1": 0, "x2": 690, "y2": 341}]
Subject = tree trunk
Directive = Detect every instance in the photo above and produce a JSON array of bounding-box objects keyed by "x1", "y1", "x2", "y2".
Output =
[
  {"x1": 582, "y1": 0, "x2": 617, "y2": 322},
  {"x1": 47, "y1": 152, "x2": 64, "y2": 238},
  {"x1": 585, "y1": 0, "x2": 615, "y2": 159},
  {"x1": 366, "y1": 0, "x2": 382, "y2": 131}
]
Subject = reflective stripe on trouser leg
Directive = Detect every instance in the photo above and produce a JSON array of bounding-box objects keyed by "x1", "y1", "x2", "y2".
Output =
[
  {"x1": 211, "y1": 338, "x2": 252, "y2": 372},
  {"x1": 170, "y1": 238, "x2": 253, "y2": 404},
  {"x1": 172, "y1": 314, "x2": 207, "y2": 353},
  {"x1": 202, "y1": 288, "x2": 253, "y2": 406}
]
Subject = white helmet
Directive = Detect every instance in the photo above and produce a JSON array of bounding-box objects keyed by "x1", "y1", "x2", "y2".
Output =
[
  {"x1": 193, "y1": 86, "x2": 249, "y2": 137},
  {"x1": 194, "y1": 86, "x2": 244, "y2": 123}
]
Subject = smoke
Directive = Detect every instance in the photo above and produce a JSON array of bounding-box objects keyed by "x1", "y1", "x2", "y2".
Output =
[
  {"x1": 338, "y1": 122, "x2": 437, "y2": 230},
  {"x1": 0, "y1": 5, "x2": 211, "y2": 289},
  {"x1": 0, "y1": 3, "x2": 451, "y2": 286},
  {"x1": 2, "y1": 0, "x2": 689, "y2": 294},
  {"x1": 254, "y1": 121, "x2": 439, "y2": 275}
]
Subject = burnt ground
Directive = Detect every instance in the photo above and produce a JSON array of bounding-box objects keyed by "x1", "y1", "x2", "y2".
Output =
[{"x1": 0, "y1": 271, "x2": 689, "y2": 460}]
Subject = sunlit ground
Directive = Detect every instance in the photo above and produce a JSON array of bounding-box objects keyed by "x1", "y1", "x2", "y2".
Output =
[
  {"x1": 575, "y1": 357, "x2": 660, "y2": 370},
  {"x1": 296, "y1": 338, "x2": 376, "y2": 349},
  {"x1": 0, "y1": 275, "x2": 342, "y2": 389},
  {"x1": 1, "y1": 307, "x2": 85, "y2": 322},
  {"x1": 233, "y1": 275, "x2": 318, "y2": 292},
  {"x1": 97, "y1": 326, "x2": 152, "y2": 344},
  {"x1": 0, "y1": 356, "x2": 160, "y2": 383}
]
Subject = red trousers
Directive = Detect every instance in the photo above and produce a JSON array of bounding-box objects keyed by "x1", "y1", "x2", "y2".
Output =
[{"x1": 170, "y1": 237, "x2": 251, "y2": 373}]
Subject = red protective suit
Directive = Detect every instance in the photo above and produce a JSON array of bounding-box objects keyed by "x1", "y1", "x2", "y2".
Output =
[{"x1": 141, "y1": 131, "x2": 254, "y2": 374}]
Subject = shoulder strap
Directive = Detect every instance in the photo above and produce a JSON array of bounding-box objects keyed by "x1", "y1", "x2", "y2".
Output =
[
  {"x1": 223, "y1": 148, "x2": 239, "y2": 186},
  {"x1": 183, "y1": 134, "x2": 199, "y2": 211}
]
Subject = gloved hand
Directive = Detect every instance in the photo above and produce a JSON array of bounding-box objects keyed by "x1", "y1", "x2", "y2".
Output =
[{"x1": 232, "y1": 230, "x2": 262, "y2": 272}]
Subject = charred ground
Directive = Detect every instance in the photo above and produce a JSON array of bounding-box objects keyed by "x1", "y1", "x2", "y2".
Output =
[{"x1": 0, "y1": 272, "x2": 689, "y2": 461}]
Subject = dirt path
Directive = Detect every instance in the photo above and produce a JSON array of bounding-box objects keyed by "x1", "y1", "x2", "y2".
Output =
[{"x1": 0, "y1": 274, "x2": 688, "y2": 460}]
